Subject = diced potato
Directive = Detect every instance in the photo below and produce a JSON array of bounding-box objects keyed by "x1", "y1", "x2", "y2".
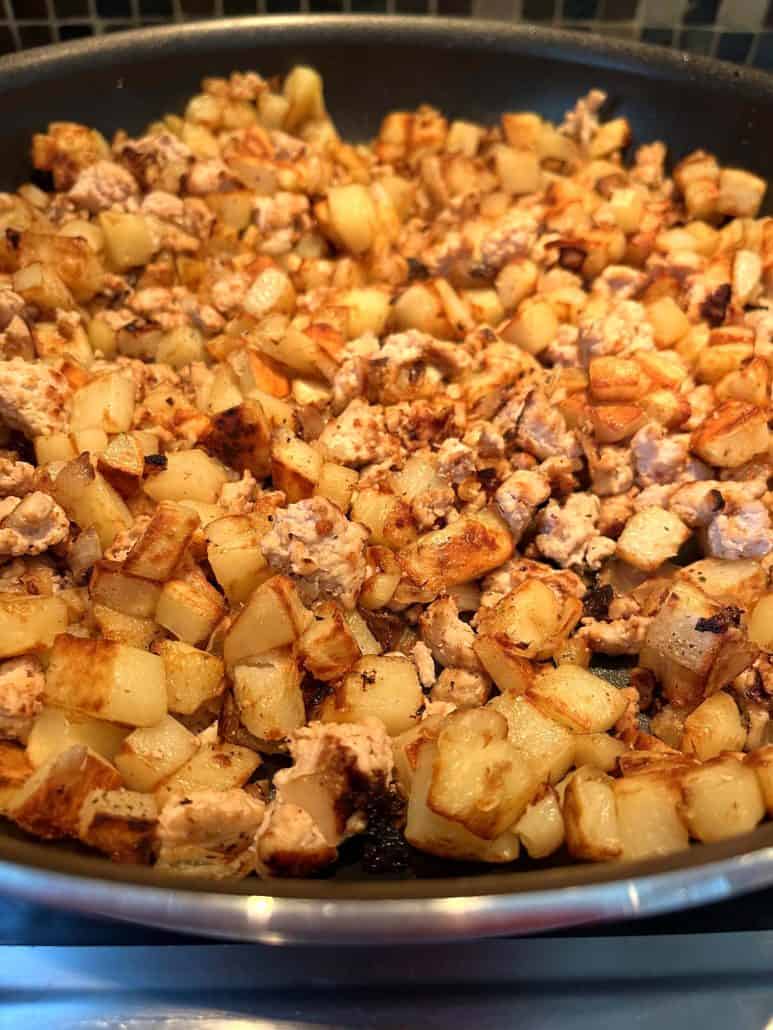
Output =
[
  {"x1": 92, "y1": 604, "x2": 157, "y2": 648},
  {"x1": 342, "y1": 609, "x2": 382, "y2": 656},
  {"x1": 563, "y1": 765, "x2": 622, "y2": 861},
  {"x1": 0, "y1": 743, "x2": 33, "y2": 816},
  {"x1": 681, "y1": 756, "x2": 765, "y2": 842},
  {"x1": 208, "y1": 363, "x2": 243, "y2": 414},
  {"x1": 680, "y1": 559, "x2": 765, "y2": 610},
  {"x1": 324, "y1": 655, "x2": 422, "y2": 736},
  {"x1": 158, "y1": 640, "x2": 224, "y2": 716},
  {"x1": 614, "y1": 774, "x2": 688, "y2": 860},
  {"x1": 35, "y1": 432, "x2": 77, "y2": 465},
  {"x1": 115, "y1": 715, "x2": 199, "y2": 792},
  {"x1": 749, "y1": 594, "x2": 773, "y2": 653},
  {"x1": 616, "y1": 507, "x2": 691, "y2": 573},
  {"x1": 427, "y1": 708, "x2": 539, "y2": 839},
  {"x1": 350, "y1": 488, "x2": 417, "y2": 550},
  {"x1": 26, "y1": 707, "x2": 129, "y2": 767},
  {"x1": 70, "y1": 373, "x2": 135, "y2": 434},
  {"x1": 124, "y1": 501, "x2": 200, "y2": 582},
  {"x1": 475, "y1": 579, "x2": 582, "y2": 668},
  {"x1": 717, "y1": 168, "x2": 766, "y2": 217},
  {"x1": 501, "y1": 297, "x2": 557, "y2": 356},
  {"x1": 488, "y1": 693, "x2": 575, "y2": 784},
  {"x1": 155, "y1": 571, "x2": 225, "y2": 646},
  {"x1": 680, "y1": 691, "x2": 745, "y2": 761},
  {"x1": 90, "y1": 562, "x2": 162, "y2": 618},
  {"x1": 746, "y1": 746, "x2": 773, "y2": 815},
  {"x1": 515, "y1": 786, "x2": 565, "y2": 859},
  {"x1": 405, "y1": 741, "x2": 521, "y2": 863},
  {"x1": 315, "y1": 462, "x2": 358, "y2": 512},
  {"x1": 156, "y1": 325, "x2": 205, "y2": 368},
  {"x1": 399, "y1": 509, "x2": 514, "y2": 595},
  {"x1": 205, "y1": 514, "x2": 273, "y2": 604},
  {"x1": 340, "y1": 287, "x2": 391, "y2": 338},
  {"x1": 283, "y1": 65, "x2": 326, "y2": 132},
  {"x1": 271, "y1": 430, "x2": 322, "y2": 502},
  {"x1": 97, "y1": 433, "x2": 145, "y2": 497},
  {"x1": 223, "y1": 575, "x2": 312, "y2": 667},
  {"x1": 646, "y1": 296, "x2": 690, "y2": 347},
  {"x1": 14, "y1": 261, "x2": 72, "y2": 310},
  {"x1": 233, "y1": 648, "x2": 305, "y2": 742},
  {"x1": 99, "y1": 211, "x2": 155, "y2": 271},
  {"x1": 573, "y1": 732, "x2": 627, "y2": 773},
  {"x1": 45, "y1": 634, "x2": 167, "y2": 727},
  {"x1": 0, "y1": 594, "x2": 68, "y2": 658},
  {"x1": 528, "y1": 665, "x2": 627, "y2": 734},
  {"x1": 155, "y1": 731, "x2": 260, "y2": 805},
  {"x1": 493, "y1": 145, "x2": 541, "y2": 195},
  {"x1": 690, "y1": 401, "x2": 768, "y2": 468},
  {"x1": 201, "y1": 400, "x2": 272, "y2": 479},
  {"x1": 588, "y1": 356, "x2": 645, "y2": 403},
  {"x1": 298, "y1": 602, "x2": 360, "y2": 681},
  {"x1": 144, "y1": 449, "x2": 230, "y2": 504},
  {"x1": 10, "y1": 745, "x2": 121, "y2": 839},
  {"x1": 52, "y1": 455, "x2": 132, "y2": 548},
  {"x1": 326, "y1": 183, "x2": 378, "y2": 254},
  {"x1": 78, "y1": 788, "x2": 158, "y2": 863}
]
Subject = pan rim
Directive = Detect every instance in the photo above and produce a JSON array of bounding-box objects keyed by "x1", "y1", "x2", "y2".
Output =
[{"x1": 2, "y1": 13, "x2": 773, "y2": 938}]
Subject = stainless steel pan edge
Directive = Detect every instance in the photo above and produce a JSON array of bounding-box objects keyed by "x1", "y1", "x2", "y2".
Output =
[
  {"x1": 2, "y1": 845, "x2": 773, "y2": 943},
  {"x1": 1, "y1": 16, "x2": 773, "y2": 940}
]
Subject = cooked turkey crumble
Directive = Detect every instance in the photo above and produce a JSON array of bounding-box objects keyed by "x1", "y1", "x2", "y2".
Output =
[{"x1": 2, "y1": 69, "x2": 773, "y2": 876}]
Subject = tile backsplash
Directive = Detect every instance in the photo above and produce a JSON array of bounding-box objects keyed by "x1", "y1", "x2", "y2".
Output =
[{"x1": 3, "y1": 0, "x2": 773, "y2": 67}]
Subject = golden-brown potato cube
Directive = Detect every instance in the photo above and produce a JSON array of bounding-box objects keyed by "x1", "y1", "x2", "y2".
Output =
[
  {"x1": 70, "y1": 372, "x2": 136, "y2": 435},
  {"x1": 271, "y1": 430, "x2": 323, "y2": 502},
  {"x1": 493, "y1": 145, "x2": 541, "y2": 195},
  {"x1": 717, "y1": 168, "x2": 766, "y2": 217},
  {"x1": 680, "y1": 691, "x2": 745, "y2": 761},
  {"x1": 488, "y1": 693, "x2": 575, "y2": 784},
  {"x1": 124, "y1": 501, "x2": 200, "y2": 582},
  {"x1": 515, "y1": 785, "x2": 565, "y2": 859},
  {"x1": 158, "y1": 640, "x2": 225, "y2": 716},
  {"x1": 45, "y1": 634, "x2": 167, "y2": 727},
  {"x1": 315, "y1": 462, "x2": 359, "y2": 512},
  {"x1": 92, "y1": 604, "x2": 157, "y2": 648},
  {"x1": 679, "y1": 559, "x2": 766, "y2": 610},
  {"x1": 399, "y1": 509, "x2": 514, "y2": 596},
  {"x1": 97, "y1": 433, "x2": 146, "y2": 497},
  {"x1": 155, "y1": 729, "x2": 260, "y2": 805},
  {"x1": 475, "y1": 579, "x2": 582, "y2": 668},
  {"x1": 233, "y1": 648, "x2": 305, "y2": 742},
  {"x1": 0, "y1": 594, "x2": 68, "y2": 658},
  {"x1": 646, "y1": 296, "x2": 690, "y2": 347},
  {"x1": 405, "y1": 741, "x2": 521, "y2": 863},
  {"x1": 26, "y1": 706, "x2": 128, "y2": 767},
  {"x1": 746, "y1": 746, "x2": 773, "y2": 815},
  {"x1": 588, "y1": 356, "x2": 645, "y2": 403},
  {"x1": 573, "y1": 732, "x2": 628, "y2": 773},
  {"x1": 0, "y1": 742, "x2": 33, "y2": 815},
  {"x1": 200, "y1": 399, "x2": 271, "y2": 479},
  {"x1": 52, "y1": 455, "x2": 132, "y2": 549},
  {"x1": 144, "y1": 449, "x2": 230, "y2": 505},
  {"x1": 78, "y1": 788, "x2": 158, "y2": 863},
  {"x1": 563, "y1": 765, "x2": 622, "y2": 861},
  {"x1": 427, "y1": 708, "x2": 539, "y2": 839},
  {"x1": 99, "y1": 211, "x2": 155, "y2": 271},
  {"x1": 349, "y1": 488, "x2": 417, "y2": 550},
  {"x1": 223, "y1": 575, "x2": 312, "y2": 667},
  {"x1": 90, "y1": 562, "x2": 162, "y2": 618},
  {"x1": 10, "y1": 745, "x2": 121, "y2": 839},
  {"x1": 589, "y1": 403, "x2": 647, "y2": 445},
  {"x1": 298, "y1": 602, "x2": 361, "y2": 682},
  {"x1": 326, "y1": 183, "x2": 378, "y2": 254},
  {"x1": 205, "y1": 513, "x2": 273, "y2": 605},
  {"x1": 749, "y1": 594, "x2": 773, "y2": 653},
  {"x1": 681, "y1": 756, "x2": 765, "y2": 842},
  {"x1": 324, "y1": 655, "x2": 423, "y2": 736},
  {"x1": 614, "y1": 775, "x2": 688, "y2": 860},
  {"x1": 616, "y1": 507, "x2": 691, "y2": 573},
  {"x1": 155, "y1": 570, "x2": 225, "y2": 646},
  {"x1": 500, "y1": 297, "x2": 557, "y2": 356},
  {"x1": 690, "y1": 401, "x2": 768, "y2": 468},
  {"x1": 115, "y1": 715, "x2": 199, "y2": 792},
  {"x1": 528, "y1": 666, "x2": 627, "y2": 733}
]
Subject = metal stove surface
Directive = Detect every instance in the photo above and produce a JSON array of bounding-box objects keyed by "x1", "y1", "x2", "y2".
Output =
[{"x1": 3, "y1": 892, "x2": 773, "y2": 1029}]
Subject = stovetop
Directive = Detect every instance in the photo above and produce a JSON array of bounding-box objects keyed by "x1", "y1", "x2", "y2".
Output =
[{"x1": 4, "y1": 891, "x2": 773, "y2": 1029}]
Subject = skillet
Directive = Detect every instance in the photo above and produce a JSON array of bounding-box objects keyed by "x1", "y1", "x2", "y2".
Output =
[{"x1": 1, "y1": 15, "x2": 773, "y2": 942}]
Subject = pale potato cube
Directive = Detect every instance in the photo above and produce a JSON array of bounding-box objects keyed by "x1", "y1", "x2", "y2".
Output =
[
  {"x1": 749, "y1": 594, "x2": 773, "y2": 653},
  {"x1": 271, "y1": 430, "x2": 322, "y2": 502},
  {"x1": 528, "y1": 665, "x2": 627, "y2": 733},
  {"x1": 326, "y1": 183, "x2": 378, "y2": 254},
  {"x1": 563, "y1": 765, "x2": 622, "y2": 861},
  {"x1": 155, "y1": 573, "x2": 225, "y2": 646},
  {"x1": 681, "y1": 756, "x2": 765, "y2": 842},
  {"x1": 501, "y1": 298, "x2": 558, "y2": 356},
  {"x1": 206, "y1": 514, "x2": 272, "y2": 604},
  {"x1": 158, "y1": 640, "x2": 225, "y2": 716},
  {"x1": 325, "y1": 655, "x2": 423, "y2": 736},
  {"x1": 115, "y1": 715, "x2": 199, "y2": 792},
  {"x1": 616, "y1": 507, "x2": 691, "y2": 573},
  {"x1": 475, "y1": 579, "x2": 581, "y2": 665},
  {"x1": 493, "y1": 145, "x2": 541, "y2": 195},
  {"x1": 70, "y1": 373, "x2": 135, "y2": 433},
  {"x1": 78, "y1": 788, "x2": 157, "y2": 863},
  {"x1": 349, "y1": 489, "x2": 417, "y2": 550},
  {"x1": 10, "y1": 745, "x2": 121, "y2": 839},
  {"x1": 233, "y1": 648, "x2": 305, "y2": 742},
  {"x1": 515, "y1": 786, "x2": 565, "y2": 859},
  {"x1": 52, "y1": 455, "x2": 132, "y2": 549},
  {"x1": 680, "y1": 691, "x2": 745, "y2": 761},
  {"x1": 680, "y1": 559, "x2": 766, "y2": 609},
  {"x1": 90, "y1": 562, "x2": 161, "y2": 618},
  {"x1": 690, "y1": 401, "x2": 768, "y2": 468},
  {"x1": 614, "y1": 775, "x2": 688, "y2": 861},
  {"x1": 405, "y1": 741, "x2": 520, "y2": 863},
  {"x1": 573, "y1": 732, "x2": 627, "y2": 773},
  {"x1": 746, "y1": 746, "x2": 773, "y2": 815},
  {"x1": 315, "y1": 462, "x2": 358, "y2": 512},
  {"x1": 298, "y1": 602, "x2": 360, "y2": 682},
  {"x1": 35, "y1": 432, "x2": 77, "y2": 465},
  {"x1": 45, "y1": 634, "x2": 167, "y2": 726},
  {"x1": 717, "y1": 168, "x2": 766, "y2": 217},
  {"x1": 92, "y1": 604, "x2": 157, "y2": 648},
  {"x1": 99, "y1": 211, "x2": 155, "y2": 271},
  {"x1": 339, "y1": 287, "x2": 391, "y2": 338},
  {"x1": 223, "y1": 575, "x2": 312, "y2": 667},
  {"x1": 155, "y1": 732, "x2": 260, "y2": 805},
  {"x1": 124, "y1": 501, "x2": 200, "y2": 582},
  {"x1": 144, "y1": 449, "x2": 230, "y2": 504},
  {"x1": 488, "y1": 693, "x2": 575, "y2": 784},
  {"x1": 646, "y1": 296, "x2": 689, "y2": 347},
  {"x1": 26, "y1": 707, "x2": 129, "y2": 767},
  {"x1": 156, "y1": 326, "x2": 205, "y2": 368},
  {"x1": 0, "y1": 594, "x2": 68, "y2": 658}
]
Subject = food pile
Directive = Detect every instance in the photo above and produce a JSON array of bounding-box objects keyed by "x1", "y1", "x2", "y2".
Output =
[{"x1": 1, "y1": 68, "x2": 772, "y2": 878}]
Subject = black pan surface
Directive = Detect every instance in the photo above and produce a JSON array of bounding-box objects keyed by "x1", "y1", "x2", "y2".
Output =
[{"x1": 1, "y1": 17, "x2": 772, "y2": 920}]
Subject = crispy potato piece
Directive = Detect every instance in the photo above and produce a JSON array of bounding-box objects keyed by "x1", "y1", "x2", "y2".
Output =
[
  {"x1": 746, "y1": 746, "x2": 773, "y2": 815},
  {"x1": 528, "y1": 666, "x2": 627, "y2": 733},
  {"x1": 115, "y1": 715, "x2": 199, "y2": 792},
  {"x1": 0, "y1": 594, "x2": 68, "y2": 659},
  {"x1": 573, "y1": 732, "x2": 628, "y2": 773},
  {"x1": 200, "y1": 399, "x2": 272, "y2": 479},
  {"x1": 233, "y1": 648, "x2": 305, "y2": 743},
  {"x1": 155, "y1": 569, "x2": 225, "y2": 646},
  {"x1": 26, "y1": 706, "x2": 128, "y2": 767},
  {"x1": 616, "y1": 507, "x2": 691, "y2": 572},
  {"x1": 271, "y1": 429, "x2": 323, "y2": 502},
  {"x1": 159, "y1": 641, "x2": 225, "y2": 716},
  {"x1": 78, "y1": 788, "x2": 158, "y2": 863},
  {"x1": 690, "y1": 401, "x2": 768, "y2": 468},
  {"x1": 681, "y1": 756, "x2": 765, "y2": 842},
  {"x1": 90, "y1": 562, "x2": 162, "y2": 618},
  {"x1": 680, "y1": 692, "x2": 745, "y2": 761},
  {"x1": 679, "y1": 559, "x2": 766, "y2": 610},
  {"x1": 0, "y1": 741, "x2": 33, "y2": 814},
  {"x1": 475, "y1": 579, "x2": 582, "y2": 667},
  {"x1": 155, "y1": 730, "x2": 260, "y2": 805},
  {"x1": 298, "y1": 602, "x2": 361, "y2": 682},
  {"x1": 10, "y1": 745, "x2": 121, "y2": 839},
  {"x1": 614, "y1": 774, "x2": 688, "y2": 861},
  {"x1": 144, "y1": 449, "x2": 230, "y2": 505},
  {"x1": 488, "y1": 693, "x2": 575, "y2": 784},
  {"x1": 563, "y1": 765, "x2": 622, "y2": 861},
  {"x1": 92, "y1": 604, "x2": 157, "y2": 648},
  {"x1": 323, "y1": 655, "x2": 423, "y2": 736},
  {"x1": 124, "y1": 501, "x2": 200, "y2": 582},
  {"x1": 223, "y1": 575, "x2": 312, "y2": 667}
]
